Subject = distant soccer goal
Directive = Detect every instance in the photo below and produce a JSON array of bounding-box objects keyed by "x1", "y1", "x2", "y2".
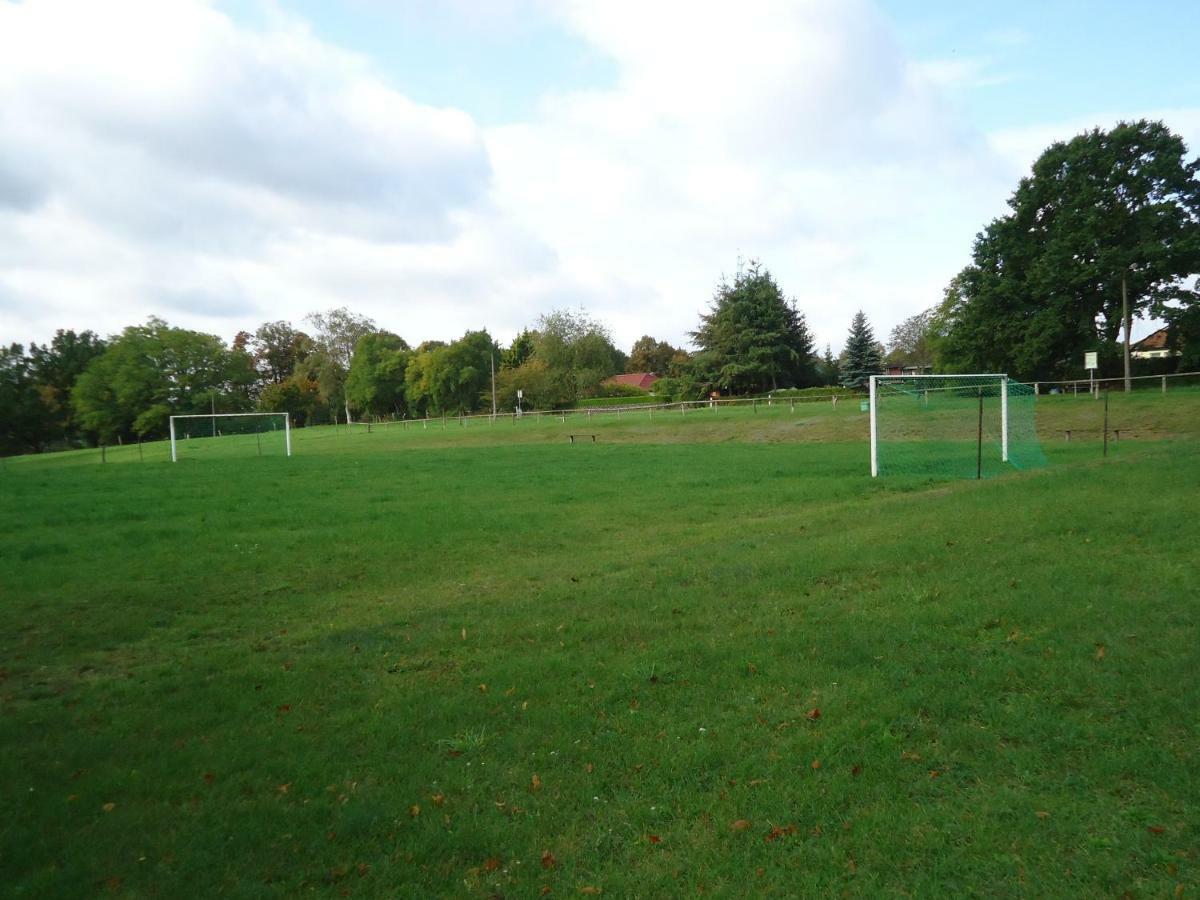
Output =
[
  {"x1": 869, "y1": 375, "x2": 1045, "y2": 479},
  {"x1": 169, "y1": 413, "x2": 291, "y2": 462}
]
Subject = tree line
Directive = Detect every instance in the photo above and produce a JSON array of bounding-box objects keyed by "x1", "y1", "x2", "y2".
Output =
[
  {"x1": 3, "y1": 119, "x2": 1195, "y2": 456},
  {"x1": 0, "y1": 270, "x2": 885, "y2": 455}
]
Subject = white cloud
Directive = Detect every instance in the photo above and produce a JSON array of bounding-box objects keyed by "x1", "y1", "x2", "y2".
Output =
[
  {"x1": 0, "y1": 0, "x2": 532, "y2": 344},
  {"x1": 484, "y1": 0, "x2": 1019, "y2": 350},
  {"x1": 2, "y1": 0, "x2": 1196, "y2": 358}
]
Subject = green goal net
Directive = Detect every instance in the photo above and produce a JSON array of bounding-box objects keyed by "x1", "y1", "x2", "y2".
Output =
[{"x1": 870, "y1": 375, "x2": 1045, "y2": 479}]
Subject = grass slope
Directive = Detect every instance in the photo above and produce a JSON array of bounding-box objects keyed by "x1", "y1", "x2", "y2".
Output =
[{"x1": 1, "y1": 395, "x2": 1197, "y2": 896}]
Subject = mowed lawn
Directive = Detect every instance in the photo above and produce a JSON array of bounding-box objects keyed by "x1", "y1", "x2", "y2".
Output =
[{"x1": 1, "y1": 396, "x2": 1198, "y2": 897}]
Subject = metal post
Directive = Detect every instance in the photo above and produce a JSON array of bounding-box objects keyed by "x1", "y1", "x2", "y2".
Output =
[
  {"x1": 1103, "y1": 389, "x2": 1109, "y2": 457},
  {"x1": 976, "y1": 388, "x2": 983, "y2": 480},
  {"x1": 869, "y1": 376, "x2": 878, "y2": 477},
  {"x1": 1162, "y1": 376, "x2": 1167, "y2": 394},
  {"x1": 284, "y1": 413, "x2": 292, "y2": 457},
  {"x1": 1000, "y1": 376, "x2": 1009, "y2": 463},
  {"x1": 170, "y1": 416, "x2": 177, "y2": 463},
  {"x1": 256, "y1": 428, "x2": 262, "y2": 456}
]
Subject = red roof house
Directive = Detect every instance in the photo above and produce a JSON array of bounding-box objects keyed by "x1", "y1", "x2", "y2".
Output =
[{"x1": 604, "y1": 372, "x2": 660, "y2": 391}]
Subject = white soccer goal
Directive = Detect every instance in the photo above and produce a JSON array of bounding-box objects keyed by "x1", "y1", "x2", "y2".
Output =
[
  {"x1": 169, "y1": 413, "x2": 291, "y2": 462},
  {"x1": 869, "y1": 374, "x2": 1044, "y2": 479}
]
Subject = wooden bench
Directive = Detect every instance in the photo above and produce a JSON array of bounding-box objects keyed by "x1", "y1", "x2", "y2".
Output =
[{"x1": 568, "y1": 434, "x2": 596, "y2": 444}]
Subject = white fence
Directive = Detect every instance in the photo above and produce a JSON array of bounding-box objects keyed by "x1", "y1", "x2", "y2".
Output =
[
  {"x1": 346, "y1": 391, "x2": 853, "y2": 430},
  {"x1": 1031, "y1": 369, "x2": 1200, "y2": 396}
]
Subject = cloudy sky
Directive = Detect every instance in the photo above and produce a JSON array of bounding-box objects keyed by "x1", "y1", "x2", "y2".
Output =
[{"x1": 1, "y1": 0, "x2": 1197, "y2": 354}]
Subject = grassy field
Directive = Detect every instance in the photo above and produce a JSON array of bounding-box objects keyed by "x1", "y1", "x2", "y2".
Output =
[{"x1": 1, "y1": 392, "x2": 1198, "y2": 897}]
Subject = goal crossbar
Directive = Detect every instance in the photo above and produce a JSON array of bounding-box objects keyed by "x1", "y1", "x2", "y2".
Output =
[{"x1": 169, "y1": 412, "x2": 291, "y2": 462}]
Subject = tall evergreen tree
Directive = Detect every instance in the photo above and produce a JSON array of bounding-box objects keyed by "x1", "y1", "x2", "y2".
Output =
[
  {"x1": 690, "y1": 260, "x2": 817, "y2": 394},
  {"x1": 840, "y1": 311, "x2": 883, "y2": 390}
]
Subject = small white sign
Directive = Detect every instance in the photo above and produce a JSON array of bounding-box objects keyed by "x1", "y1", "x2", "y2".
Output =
[
  {"x1": 1084, "y1": 351, "x2": 1098, "y2": 370},
  {"x1": 517, "y1": 389, "x2": 523, "y2": 399}
]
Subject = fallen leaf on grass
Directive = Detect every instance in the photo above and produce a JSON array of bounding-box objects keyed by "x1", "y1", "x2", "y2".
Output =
[
  {"x1": 431, "y1": 793, "x2": 445, "y2": 807},
  {"x1": 409, "y1": 804, "x2": 420, "y2": 818},
  {"x1": 1036, "y1": 811, "x2": 1050, "y2": 820},
  {"x1": 811, "y1": 759, "x2": 821, "y2": 770},
  {"x1": 730, "y1": 819, "x2": 752, "y2": 832},
  {"x1": 901, "y1": 751, "x2": 922, "y2": 762},
  {"x1": 1148, "y1": 825, "x2": 1165, "y2": 835},
  {"x1": 277, "y1": 704, "x2": 291, "y2": 714},
  {"x1": 806, "y1": 708, "x2": 821, "y2": 720},
  {"x1": 851, "y1": 765, "x2": 862, "y2": 777},
  {"x1": 482, "y1": 857, "x2": 502, "y2": 872},
  {"x1": 541, "y1": 850, "x2": 557, "y2": 869},
  {"x1": 203, "y1": 772, "x2": 214, "y2": 785},
  {"x1": 478, "y1": 684, "x2": 488, "y2": 693},
  {"x1": 585, "y1": 763, "x2": 594, "y2": 774},
  {"x1": 102, "y1": 802, "x2": 115, "y2": 812},
  {"x1": 277, "y1": 783, "x2": 291, "y2": 795},
  {"x1": 1095, "y1": 644, "x2": 1106, "y2": 661},
  {"x1": 647, "y1": 834, "x2": 662, "y2": 844},
  {"x1": 531, "y1": 774, "x2": 542, "y2": 791},
  {"x1": 764, "y1": 824, "x2": 798, "y2": 842},
  {"x1": 929, "y1": 770, "x2": 941, "y2": 779}
]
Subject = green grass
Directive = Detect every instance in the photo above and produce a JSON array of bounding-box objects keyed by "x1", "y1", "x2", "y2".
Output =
[{"x1": 1, "y1": 393, "x2": 1198, "y2": 896}]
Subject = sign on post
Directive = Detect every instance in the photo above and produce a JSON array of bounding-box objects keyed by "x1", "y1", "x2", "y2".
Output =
[{"x1": 1085, "y1": 351, "x2": 1098, "y2": 397}]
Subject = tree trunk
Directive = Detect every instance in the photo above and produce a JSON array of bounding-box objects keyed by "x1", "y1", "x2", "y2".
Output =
[{"x1": 1122, "y1": 274, "x2": 1131, "y2": 394}]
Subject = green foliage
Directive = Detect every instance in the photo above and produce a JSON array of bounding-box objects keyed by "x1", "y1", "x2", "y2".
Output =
[
  {"x1": 886, "y1": 309, "x2": 936, "y2": 368},
  {"x1": 531, "y1": 309, "x2": 625, "y2": 403},
  {"x1": 405, "y1": 330, "x2": 497, "y2": 415},
  {"x1": 690, "y1": 260, "x2": 817, "y2": 394},
  {"x1": 303, "y1": 308, "x2": 378, "y2": 420},
  {"x1": 939, "y1": 120, "x2": 1200, "y2": 378},
  {"x1": 501, "y1": 329, "x2": 536, "y2": 370},
  {"x1": 250, "y1": 321, "x2": 314, "y2": 386},
  {"x1": 0, "y1": 344, "x2": 55, "y2": 455},
  {"x1": 839, "y1": 311, "x2": 883, "y2": 390},
  {"x1": 817, "y1": 344, "x2": 841, "y2": 387},
  {"x1": 72, "y1": 318, "x2": 249, "y2": 442},
  {"x1": 626, "y1": 336, "x2": 682, "y2": 375},
  {"x1": 344, "y1": 332, "x2": 411, "y2": 418},
  {"x1": 258, "y1": 376, "x2": 325, "y2": 426}
]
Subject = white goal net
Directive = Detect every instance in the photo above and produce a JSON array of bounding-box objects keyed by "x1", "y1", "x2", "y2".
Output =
[{"x1": 169, "y1": 413, "x2": 291, "y2": 462}]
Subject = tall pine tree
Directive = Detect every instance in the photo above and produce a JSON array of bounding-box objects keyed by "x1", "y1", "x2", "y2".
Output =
[
  {"x1": 690, "y1": 260, "x2": 818, "y2": 394},
  {"x1": 840, "y1": 311, "x2": 883, "y2": 390}
]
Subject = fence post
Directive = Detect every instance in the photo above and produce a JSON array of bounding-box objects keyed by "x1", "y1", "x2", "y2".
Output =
[
  {"x1": 1162, "y1": 375, "x2": 1167, "y2": 394},
  {"x1": 1033, "y1": 382, "x2": 1039, "y2": 395}
]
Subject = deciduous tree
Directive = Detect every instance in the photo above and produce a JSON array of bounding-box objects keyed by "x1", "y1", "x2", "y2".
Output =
[{"x1": 938, "y1": 120, "x2": 1200, "y2": 383}]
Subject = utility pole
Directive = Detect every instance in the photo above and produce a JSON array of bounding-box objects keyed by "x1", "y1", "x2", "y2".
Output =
[{"x1": 211, "y1": 391, "x2": 217, "y2": 437}]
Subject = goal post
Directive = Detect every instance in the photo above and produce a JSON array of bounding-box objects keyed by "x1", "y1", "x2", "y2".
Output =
[
  {"x1": 869, "y1": 374, "x2": 1043, "y2": 479},
  {"x1": 169, "y1": 412, "x2": 291, "y2": 462}
]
